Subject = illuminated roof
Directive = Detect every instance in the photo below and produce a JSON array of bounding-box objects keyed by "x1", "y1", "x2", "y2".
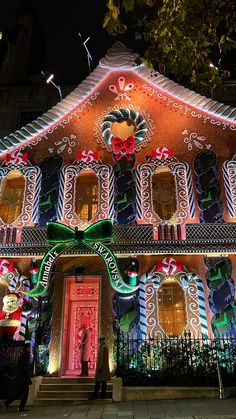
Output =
[{"x1": 0, "y1": 41, "x2": 235, "y2": 154}]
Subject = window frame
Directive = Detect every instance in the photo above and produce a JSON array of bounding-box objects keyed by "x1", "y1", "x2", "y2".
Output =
[
  {"x1": 59, "y1": 160, "x2": 114, "y2": 229},
  {"x1": 0, "y1": 164, "x2": 41, "y2": 227},
  {"x1": 139, "y1": 262, "x2": 208, "y2": 339},
  {"x1": 136, "y1": 159, "x2": 193, "y2": 232}
]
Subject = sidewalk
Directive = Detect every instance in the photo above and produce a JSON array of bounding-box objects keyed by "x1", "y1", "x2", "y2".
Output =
[{"x1": 1, "y1": 398, "x2": 236, "y2": 419}]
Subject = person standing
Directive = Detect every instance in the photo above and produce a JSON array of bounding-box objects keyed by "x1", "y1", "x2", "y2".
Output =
[
  {"x1": 5, "y1": 343, "x2": 32, "y2": 412},
  {"x1": 91, "y1": 337, "x2": 111, "y2": 399},
  {"x1": 78, "y1": 321, "x2": 91, "y2": 376}
]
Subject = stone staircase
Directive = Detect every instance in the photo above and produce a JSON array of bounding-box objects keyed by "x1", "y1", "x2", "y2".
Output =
[{"x1": 36, "y1": 377, "x2": 113, "y2": 405}]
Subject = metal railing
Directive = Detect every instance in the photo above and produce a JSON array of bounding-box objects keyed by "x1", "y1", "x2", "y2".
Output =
[
  {"x1": 116, "y1": 332, "x2": 236, "y2": 387},
  {"x1": 0, "y1": 339, "x2": 26, "y2": 398},
  {"x1": 0, "y1": 339, "x2": 25, "y2": 365}
]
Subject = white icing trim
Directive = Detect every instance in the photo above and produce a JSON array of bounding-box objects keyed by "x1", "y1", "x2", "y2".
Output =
[{"x1": 0, "y1": 42, "x2": 235, "y2": 155}]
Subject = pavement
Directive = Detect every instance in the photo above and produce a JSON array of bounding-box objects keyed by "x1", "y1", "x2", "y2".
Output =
[{"x1": 1, "y1": 399, "x2": 236, "y2": 419}]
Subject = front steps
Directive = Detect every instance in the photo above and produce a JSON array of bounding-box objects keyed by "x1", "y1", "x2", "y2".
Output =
[{"x1": 35, "y1": 377, "x2": 113, "y2": 405}]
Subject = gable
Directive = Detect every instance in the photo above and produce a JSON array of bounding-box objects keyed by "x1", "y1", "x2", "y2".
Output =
[{"x1": 0, "y1": 42, "x2": 236, "y2": 167}]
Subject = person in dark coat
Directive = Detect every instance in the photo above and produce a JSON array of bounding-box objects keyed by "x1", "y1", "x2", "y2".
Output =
[
  {"x1": 5, "y1": 343, "x2": 32, "y2": 412},
  {"x1": 91, "y1": 337, "x2": 111, "y2": 399}
]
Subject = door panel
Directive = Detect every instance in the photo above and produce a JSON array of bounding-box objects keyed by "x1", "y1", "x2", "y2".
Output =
[{"x1": 61, "y1": 277, "x2": 99, "y2": 376}]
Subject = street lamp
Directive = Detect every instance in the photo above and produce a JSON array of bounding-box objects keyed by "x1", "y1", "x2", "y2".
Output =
[{"x1": 41, "y1": 71, "x2": 62, "y2": 101}]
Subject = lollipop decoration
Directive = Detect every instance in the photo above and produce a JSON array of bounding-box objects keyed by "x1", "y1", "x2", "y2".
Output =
[
  {"x1": 76, "y1": 150, "x2": 99, "y2": 163},
  {"x1": 151, "y1": 147, "x2": 173, "y2": 161},
  {"x1": 6, "y1": 150, "x2": 28, "y2": 165},
  {"x1": 157, "y1": 257, "x2": 183, "y2": 275}
]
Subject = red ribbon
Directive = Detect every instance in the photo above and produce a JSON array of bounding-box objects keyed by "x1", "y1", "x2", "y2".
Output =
[{"x1": 112, "y1": 136, "x2": 136, "y2": 155}]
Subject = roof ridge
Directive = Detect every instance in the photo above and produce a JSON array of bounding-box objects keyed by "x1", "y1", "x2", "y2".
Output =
[{"x1": 0, "y1": 43, "x2": 235, "y2": 155}]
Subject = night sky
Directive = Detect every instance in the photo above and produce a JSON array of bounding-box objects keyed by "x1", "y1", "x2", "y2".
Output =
[
  {"x1": 0, "y1": 0, "x2": 121, "y2": 85},
  {"x1": 1, "y1": 1, "x2": 235, "y2": 86}
]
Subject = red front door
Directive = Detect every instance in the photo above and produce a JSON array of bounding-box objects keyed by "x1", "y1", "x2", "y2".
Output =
[{"x1": 61, "y1": 277, "x2": 99, "y2": 376}]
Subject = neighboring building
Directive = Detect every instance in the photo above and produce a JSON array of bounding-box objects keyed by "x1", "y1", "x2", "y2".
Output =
[
  {"x1": 0, "y1": 42, "x2": 236, "y2": 379},
  {"x1": 0, "y1": 83, "x2": 75, "y2": 140},
  {"x1": 0, "y1": 1, "x2": 75, "y2": 139}
]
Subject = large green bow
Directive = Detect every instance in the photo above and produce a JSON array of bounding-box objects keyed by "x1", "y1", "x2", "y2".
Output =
[{"x1": 24, "y1": 220, "x2": 139, "y2": 297}]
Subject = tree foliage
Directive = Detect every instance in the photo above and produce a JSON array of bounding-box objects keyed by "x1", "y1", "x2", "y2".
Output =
[{"x1": 103, "y1": 0, "x2": 236, "y2": 91}]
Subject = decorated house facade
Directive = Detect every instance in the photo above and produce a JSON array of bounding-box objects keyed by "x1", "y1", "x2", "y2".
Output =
[{"x1": 0, "y1": 42, "x2": 236, "y2": 378}]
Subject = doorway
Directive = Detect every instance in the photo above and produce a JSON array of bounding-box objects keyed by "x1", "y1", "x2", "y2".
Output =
[{"x1": 61, "y1": 277, "x2": 99, "y2": 376}]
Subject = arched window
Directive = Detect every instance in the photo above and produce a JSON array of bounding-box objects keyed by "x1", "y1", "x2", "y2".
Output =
[
  {"x1": 75, "y1": 169, "x2": 98, "y2": 222},
  {"x1": 0, "y1": 170, "x2": 25, "y2": 224},
  {"x1": 158, "y1": 278, "x2": 186, "y2": 336},
  {"x1": 152, "y1": 169, "x2": 177, "y2": 221}
]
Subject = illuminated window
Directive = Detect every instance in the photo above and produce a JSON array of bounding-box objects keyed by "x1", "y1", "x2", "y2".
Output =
[
  {"x1": 111, "y1": 118, "x2": 136, "y2": 138},
  {"x1": 0, "y1": 171, "x2": 25, "y2": 224},
  {"x1": 152, "y1": 169, "x2": 177, "y2": 221},
  {"x1": 0, "y1": 32, "x2": 2, "y2": 40},
  {"x1": 158, "y1": 278, "x2": 186, "y2": 336},
  {"x1": 75, "y1": 170, "x2": 98, "y2": 222}
]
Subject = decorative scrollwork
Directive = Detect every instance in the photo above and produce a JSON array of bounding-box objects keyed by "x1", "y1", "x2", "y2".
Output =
[
  {"x1": 145, "y1": 272, "x2": 201, "y2": 339},
  {"x1": 60, "y1": 160, "x2": 114, "y2": 229},
  {"x1": 0, "y1": 165, "x2": 41, "y2": 227},
  {"x1": 140, "y1": 261, "x2": 205, "y2": 339},
  {"x1": 136, "y1": 159, "x2": 190, "y2": 232}
]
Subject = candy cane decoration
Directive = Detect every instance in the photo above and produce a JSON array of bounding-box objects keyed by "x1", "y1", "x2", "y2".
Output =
[
  {"x1": 139, "y1": 272, "x2": 161, "y2": 338},
  {"x1": 18, "y1": 275, "x2": 31, "y2": 341},
  {"x1": 183, "y1": 161, "x2": 196, "y2": 218},
  {"x1": 0, "y1": 259, "x2": 16, "y2": 287},
  {"x1": 0, "y1": 259, "x2": 15, "y2": 275},
  {"x1": 76, "y1": 150, "x2": 98, "y2": 163},
  {"x1": 151, "y1": 147, "x2": 173, "y2": 161},
  {"x1": 186, "y1": 273, "x2": 208, "y2": 338},
  {"x1": 223, "y1": 160, "x2": 236, "y2": 218}
]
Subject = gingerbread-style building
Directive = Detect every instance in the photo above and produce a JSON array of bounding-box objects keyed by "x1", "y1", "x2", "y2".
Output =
[{"x1": 0, "y1": 42, "x2": 236, "y2": 379}]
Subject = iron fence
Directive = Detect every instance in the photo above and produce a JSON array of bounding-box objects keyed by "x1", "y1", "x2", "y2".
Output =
[
  {"x1": 0, "y1": 339, "x2": 25, "y2": 366},
  {"x1": 116, "y1": 332, "x2": 236, "y2": 387},
  {"x1": 0, "y1": 339, "x2": 26, "y2": 398}
]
